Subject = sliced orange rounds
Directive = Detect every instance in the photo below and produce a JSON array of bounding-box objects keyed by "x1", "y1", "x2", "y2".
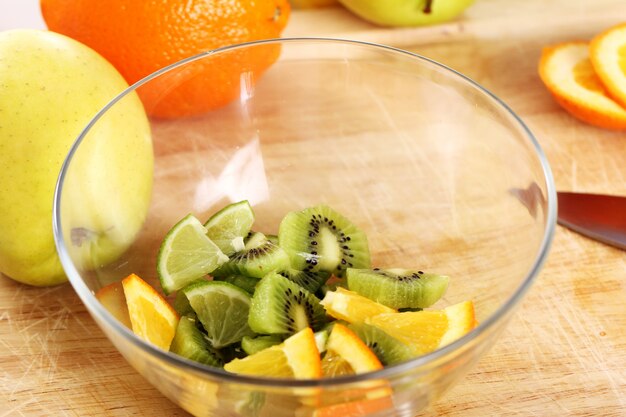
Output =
[{"x1": 590, "y1": 23, "x2": 626, "y2": 108}]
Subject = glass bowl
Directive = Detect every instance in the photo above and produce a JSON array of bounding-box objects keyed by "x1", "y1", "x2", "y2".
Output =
[{"x1": 53, "y1": 38, "x2": 556, "y2": 417}]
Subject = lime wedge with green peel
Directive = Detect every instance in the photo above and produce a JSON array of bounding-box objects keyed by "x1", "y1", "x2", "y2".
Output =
[
  {"x1": 157, "y1": 214, "x2": 229, "y2": 294},
  {"x1": 183, "y1": 280, "x2": 255, "y2": 348},
  {"x1": 204, "y1": 200, "x2": 255, "y2": 256}
]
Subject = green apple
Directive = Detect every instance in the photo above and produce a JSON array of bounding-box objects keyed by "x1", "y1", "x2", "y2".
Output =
[
  {"x1": 338, "y1": 0, "x2": 474, "y2": 27},
  {"x1": 0, "y1": 30, "x2": 153, "y2": 286}
]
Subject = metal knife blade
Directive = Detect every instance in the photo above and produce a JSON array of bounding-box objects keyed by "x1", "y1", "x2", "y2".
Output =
[{"x1": 557, "y1": 192, "x2": 626, "y2": 250}]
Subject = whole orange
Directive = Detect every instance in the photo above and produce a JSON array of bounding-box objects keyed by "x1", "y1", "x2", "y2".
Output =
[{"x1": 40, "y1": 0, "x2": 291, "y2": 118}]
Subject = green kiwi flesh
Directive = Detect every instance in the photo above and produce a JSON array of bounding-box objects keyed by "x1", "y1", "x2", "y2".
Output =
[
  {"x1": 169, "y1": 316, "x2": 224, "y2": 367},
  {"x1": 215, "y1": 275, "x2": 259, "y2": 294},
  {"x1": 213, "y1": 232, "x2": 290, "y2": 279},
  {"x1": 241, "y1": 335, "x2": 282, "y2": 355},
  {"x1": 278, "y1": 205, "x2": 370, "y2": 277},
  {"x1": 347, "y1": 268, "x2": 449, "y2": 309},
  {"x1": 278, "y1": 268, "x2": 330, "y2": 294},
  {"x1": 348, "y1": 322, "x2": 414, "y2": 366},
  {"x1": 248, "y1": 272, "x2": 327, "y2": 335}
]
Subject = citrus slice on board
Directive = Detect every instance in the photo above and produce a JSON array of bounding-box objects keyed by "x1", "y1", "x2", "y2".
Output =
[
  {"x1": 590, "y1": 23, "x2": 626, "y2": 108},
  {"x1": 321, "y1": 323, "x2": 383, "y2": 377},
  {"x1": 320, "y1": 287, "x2": 396, "y2": 323},
  {"x1": 538, "y1": 41, "x2": 626, "y2": 130},
  {"x1": 122, "y1": 274, "x2": 179, "y2": 350},
  {"x1": 157, "y1": 214, "x2": 229, "y2": 295},
  {"x1": 365, "y1": 300, "x2": 476, "y2": 356},
  {"x1": 224, "y1": 327, "x2": 322, "y2": 379}
]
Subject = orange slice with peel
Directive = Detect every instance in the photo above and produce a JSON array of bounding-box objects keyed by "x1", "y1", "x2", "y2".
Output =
[
  {"x1": 95, "y1": 281, "x2": 132, "y2": 329},
  {"x1": 320, "y1": 287, "x2": 396, "y2": 323},
  {"x1": 538, "y1": 41, "x2": 626, "y2": 130},
  {"x1": 366, "y1": 300, "x2": 476, "y2": 356},
  {"x1": 224, "y1": 327, "x2": 322, "y2": 379},
  {"x1": 590, "y1": 23, "x2": 626, "y2": 108},
  {"x1": 321, "y1": 323, "x2": 383, "y2": 377},
  {"x1": 121, "y1": 273, "x2": 179, "y2": 350}
]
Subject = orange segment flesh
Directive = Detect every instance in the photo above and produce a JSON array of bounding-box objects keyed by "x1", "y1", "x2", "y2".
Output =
[
  {"x1": 95, "y1": 281, "x2": 132, "y2": 329},
  {"x1": 538, "y1": 41, "x2": 626, "y2": 130},
  {"x1": 224, "y1": 327, "x2": 321, "y2": 379},
  {"x1": 590, "y1": 23, "x2": 626, "y2": 107},
  {"x1": 320, "y1": 287, "x2": 396, "y2": 323},
  {"x1": 322, "y1": 323, "x2": 383, "y2": 377},
  {"x1": 121, "y1": 274, "x2": 179, "y2": 350}
]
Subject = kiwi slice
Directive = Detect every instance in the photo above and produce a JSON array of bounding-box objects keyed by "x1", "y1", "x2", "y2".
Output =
[
  {"x1": 170, "y1": 316, "x2": 224, "y2": 367},
  {"x1": 241, "y1": 335, "x2": 282, "y2": 355},
  {"x1": 248, "y1": 272, "x2": 327, "y2": 335},
  {"x1": 277, "y1": 269, "x2": 329, "y2": 294},
  {"x1": 215, "y1": 275, "x2": 259, "y2": 294},
  {"x1": 213, "y1": 232, "x2": 290, "y2": 279},
  {"x1": 348, "y1": 322, "x2": 414, "y2": 366},
  {"x1": 278, "y1": 205, "x2": 371, "y2": 277},
  {"x1": 346, "y1": 268, "x2": 449, "y2": 309}
]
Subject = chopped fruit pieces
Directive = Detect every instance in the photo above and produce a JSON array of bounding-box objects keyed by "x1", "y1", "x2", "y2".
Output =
[
  {"x1": 224, "y1": 327, "x2": 322, "y2": 378},
  {"x1": 322, "y1": 323, "x2": 383, "y2": 377},
  {"x1": 122, "y1": 273, "x2": 179, "y2": 350},
  {"x1": 95, "y1": 281, "x2": 132, "y2": 329},
  {"x1": 320, "y1": 287, "x2": 395, "y2": 323}
]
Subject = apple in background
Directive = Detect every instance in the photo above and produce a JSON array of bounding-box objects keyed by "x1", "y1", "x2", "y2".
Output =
[
  {"x1": 0, "y1": 30, "x2": 153, "y2": 286},
  {"x1": 338, "y1": 0, "x2": 475, "y2": 27}
]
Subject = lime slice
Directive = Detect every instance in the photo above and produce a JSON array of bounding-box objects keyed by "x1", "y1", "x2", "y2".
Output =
[
  {"x1": 157, "y1": 214, "x2": 229, "y2": 294},
  {"x1": 204, "y1": 200, "x2": 255, "y2": 256},
  {"x1": 183, "y1": 280, "x2": 255, "y2": 348}
]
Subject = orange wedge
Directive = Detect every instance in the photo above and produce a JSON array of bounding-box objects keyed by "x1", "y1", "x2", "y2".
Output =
[
  {"x1": 365, "y1": 300, "x2": 476, "y2": 356},
  {"x1": 95, "y1": 281, "x2": 132, "y2": 329},
  {"x1": 538, "y1": 41, "x2": 626, "y2": 130},
  {"x1": 224, "y1": 327, "x2": 322, "y2": 379},
  {"x1": 121, "y1": 273, "x2": 179, "y2": 350},
  {"x1": 322, "y1": 323, "x2": 383, "y2": 377},
  {"x1": 590, "y1": 23, "x2": 626, "y2": 108},
  {"x1": 320, "y1": 287, "x2": 396, "y2": 323}
]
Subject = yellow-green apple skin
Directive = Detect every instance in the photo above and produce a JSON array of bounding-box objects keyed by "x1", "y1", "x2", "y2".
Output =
[
  {"x1": 339, "y1": 0, "x2": 474, "y2": 27},
  {"x1": 0, "y1": 30, "x2": 153, "y2": 286}
]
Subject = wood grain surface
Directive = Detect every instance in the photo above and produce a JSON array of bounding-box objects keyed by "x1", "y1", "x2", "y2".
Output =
[{"x1": 2, "y1": 0, "x2": 626, "y2": 415}]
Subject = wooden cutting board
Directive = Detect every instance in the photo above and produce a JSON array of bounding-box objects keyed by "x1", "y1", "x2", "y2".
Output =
[{"x1": 2, "y1": 0, "x2": 626, "y2": 415}]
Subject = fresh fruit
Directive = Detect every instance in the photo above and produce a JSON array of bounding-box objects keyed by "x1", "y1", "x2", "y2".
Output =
[
  {"x1": 248, "y1": 272, "x2": 327, "y2": 335},
  {"x1": 348, "y1": 322, "x2": 414, "y2": 366},
  {"x1": 183, "y1": 280, "x2": 255, "y2": 348},
  {"x1": 170, "y1": 316, "x2": 224, "y2": 367},
  {"x1": 121, "y1": 274, "x2": 179, "y2": 350},
  {"x1": 40, "y1": 0, "x2": 290, "y2": 118},
  {"x1": 314, "y1": 329, "x2": 330, "y2": 354},
  {"x1": 215, "y1": 275, "x2": 259, "y2": 294},
  {"x1": 95, "y1": 282, "x2": 132, "y2": 329},
  {"x1": 321, "y1": 323, "x2": 383, "y2": 377},
  {"x1": 241, "y1": 335, "x2": 283, "y2": 355},
  {"x1": 291, "y1": 0, "x2": 338, "y2": 8},
  {"x1": 0, "y1": 29, "x2": 152, "y2": 286},
  {"x1": 338, "y1": 0, "x2": 474, "y2": 27},
  {"x1": 365, "y1": 300, "x2": 476, "y2": 355},
  {"x1": 214, "y1": 232, "x2": 290, "y2": 279},
  {"x1": 590, "y1": 23, "x2": 626, "y2": 108},
  {"x1": 538, "y1": 42, "x2": 626, "y2": 130},
  {"x1": 278, "y1": 205, "x2": 371, "y2": 277},
  {"x1": 157, "y1": 214, "x2": 228, "y2": 295},
  {"x1": 224, "y1": 327, "x2": 322, "y2": 378},
  {"x1": 346, "y1": 268, "x2": 449, "y2": 309},
  {"x1": 278, "y1": 269, "x2": 330, "y2": 294},
  {"x1": 204, "y1": 201, "x2": 255, "y2": 256},
  {"x1": 320, "y1": 287, "x2": 395, "y2": 323}
]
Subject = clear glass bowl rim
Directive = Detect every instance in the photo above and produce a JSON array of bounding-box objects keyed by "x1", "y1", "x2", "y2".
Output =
[{"x1": 52, "y1": 37, "x2": 557, "y2": 388}]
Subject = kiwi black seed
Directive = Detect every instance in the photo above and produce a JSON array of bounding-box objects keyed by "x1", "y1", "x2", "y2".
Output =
[
  {"x1": 169, "y1": 316, "x2": 224, "y2": 368},
  {"x1": 278, "y1": 205, "x2": 371, "y2": 277},
  {"x1": 248, "y1": 272, "x2": 326, "y2": 335},
  {"x1": 213, "y1": 232, "x2": 290, "y2": 279},
  {"x1": 346, "y1": 268, "x2": 449, "y2": 309},
  {"x1": 348, "y1": 322, "x2": 414, "y2": 366},
  {"x1": 278, "y1": 268, "x2": 330, "y2": 294}
]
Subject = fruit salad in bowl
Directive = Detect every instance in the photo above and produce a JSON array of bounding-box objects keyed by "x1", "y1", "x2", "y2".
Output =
[{"x1": 53, "y1": 38, "x2": 556, "y2": 416}]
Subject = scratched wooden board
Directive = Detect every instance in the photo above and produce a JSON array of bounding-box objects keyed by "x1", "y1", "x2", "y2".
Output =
[{"x1": 1, "y1": 0, "x2": 626, "y2": 415}]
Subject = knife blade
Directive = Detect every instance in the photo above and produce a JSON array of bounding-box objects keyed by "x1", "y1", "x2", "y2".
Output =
[{"x1": 557, "y1": 191, "x2": 626, "y2": 250}]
